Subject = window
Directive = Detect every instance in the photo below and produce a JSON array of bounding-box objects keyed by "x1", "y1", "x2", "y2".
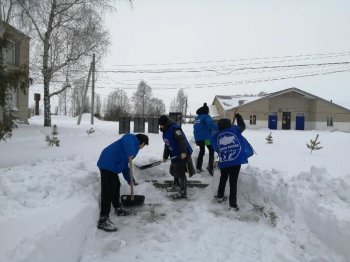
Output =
[
  {"x1": 11, "y1": 88, "x2": 18, "y2": 111},
  {"x1": 5, "y1": 87, "x2": 18, "y2": 111},
  {"x1": 5, "y1": 40, "x2": 19, "y2": 66},
  {"x1": 250, "y1": 115, "x2": 256, "y2": 125},
  {"x1": 327, "y1": 116, "x2": 333, "y2": 127}
]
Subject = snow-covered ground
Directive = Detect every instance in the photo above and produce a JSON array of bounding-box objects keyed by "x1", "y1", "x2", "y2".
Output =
[{"x1": 1, "y1": 115, "x2": 350, "y2": 262}]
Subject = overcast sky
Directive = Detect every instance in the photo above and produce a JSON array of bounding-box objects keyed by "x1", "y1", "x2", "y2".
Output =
[{"x1": 100, "y1": 0, "x2": 350, "y2": 114}]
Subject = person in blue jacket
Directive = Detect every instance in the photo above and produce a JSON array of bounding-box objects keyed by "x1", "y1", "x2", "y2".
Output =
[
  {"x1": 158, "y1": 115, "x2": 195, "y2": 199},
  {"x1": 193, "y1": 103, "x2": 218, "y2": 175},
  {"x1": 210, "y1": 110, "x2": 253, "y2": 211},
  {"x1": 96, "y1": 133, "x2": 149, "y2": 232}
]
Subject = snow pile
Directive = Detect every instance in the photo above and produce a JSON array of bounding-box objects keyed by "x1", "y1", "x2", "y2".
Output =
[{"x1": 0, "y1": 157, "x2": 99, "y2": 262}]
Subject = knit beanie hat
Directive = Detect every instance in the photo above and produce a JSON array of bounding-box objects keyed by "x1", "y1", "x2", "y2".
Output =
[
  {"x1": 136, "y1": 134, "x2": 149, "y2": 145},
  {"x1": 158, "y1": 115, "x2": 169, "y2": 126},
  {"x1": 196, "y1": 103, "x2": 209, "y2": 115},
  {"x1": 218, "y1": 118, "x2": 232, "y2": 130}
]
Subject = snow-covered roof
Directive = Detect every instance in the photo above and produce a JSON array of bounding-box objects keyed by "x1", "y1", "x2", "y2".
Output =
[
  {"x1": 264, "y1": 87, "x2": 350, "y2": 112},
  {"x1": 215, "y1": 95, "x2": 263, "y2": 110},
  {"x1": 208, "y1": 105, "x2": 219, "y2": 118}
]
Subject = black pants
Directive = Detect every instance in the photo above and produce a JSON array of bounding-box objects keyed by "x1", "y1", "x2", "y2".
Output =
[
  {"x1": 100, "y1": 169, "x2": 121, "y2": 217},
  {"x1": 217, "y1": 165, "x2": 241, "y2": 207},
  {"x1": 195, "y1": 140, "x2": 214, "y2": 171},
  {"x1": 169, "y1": 158, "x2": 187, "y2": 195}
]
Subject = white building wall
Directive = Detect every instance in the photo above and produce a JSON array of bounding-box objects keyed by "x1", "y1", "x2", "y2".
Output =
[
  {"x1": 245, "y1": 120, "x2": 266, "y2": 129},
  {"x1": 315, "y1": 122, "x2": 350, "y2": 132},
  {"x1": 305, "y1": 122, "x2": 316, "y2": 130},
  {"x1": 243, "y1": 120, "x2": 350, "y2": 132}
]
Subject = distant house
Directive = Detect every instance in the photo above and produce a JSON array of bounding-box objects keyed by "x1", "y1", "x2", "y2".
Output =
[
  {"x1": 212, "y1": 88, "x2": 350, "y2": 132},
  {"x1": 208, "y1": 104, "x2": 220, "y2": 120},
  {"x1": 212, "y1": 95, "x2": 262, "y2": 118},
  {"x1": 0, "y1": 21, "x2": 30, "y2": 123}
]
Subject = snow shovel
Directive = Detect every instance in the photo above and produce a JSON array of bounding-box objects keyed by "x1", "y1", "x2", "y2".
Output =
[
  {"x1": 134, "y1": 156, "x2": 176, "y2": 170},
  {"x1": 121, "y1": 157, "x2": 145, "y2": 207}
]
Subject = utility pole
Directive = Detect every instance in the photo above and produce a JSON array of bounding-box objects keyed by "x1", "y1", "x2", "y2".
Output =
[
  {"x1": 184, "y1": 97, "x2": 188, "y2": 123},
  {"x1": 90, "y1": 53, "x2": 95, "y2": 125},
  {"x1": 77, "y1": 60, "x2": 92, "y2": 125}
]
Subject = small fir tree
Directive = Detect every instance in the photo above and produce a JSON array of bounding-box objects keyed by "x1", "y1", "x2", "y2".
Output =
[
  {"x1": 266, "y1": 132, "x2": 273, "y2": 144},
  {"x1": 307, "y1": 134, "x2": 322, "y2": 153},
  {"x1": 46, "y1": 125, "x2": 60, "y2": 147},
  {"x1": 0, "y1": 115, "x2": 16, "y2": 142},
  {"x1": 87, "y1": 127, "x2": 95, "y2": 136}
]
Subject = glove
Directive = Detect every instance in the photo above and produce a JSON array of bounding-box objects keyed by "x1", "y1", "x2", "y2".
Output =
[
  {"x1": 122, "y1": 172, "x2": 136, "y2": 186},
  {"x1": 129, "y1": 178, "x2": 137, "y2": 186}
]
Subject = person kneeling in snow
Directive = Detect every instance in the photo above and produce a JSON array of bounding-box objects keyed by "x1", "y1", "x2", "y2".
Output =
[
  {"x1": 159, "y1": 115, "x2": 195, "y2": 199},
  {"x1": 210, "y1": 111, "x2": 253, "y2": 211},
  {"x1": 96, "y1": 133, "x2": 149, "y2": 232}
]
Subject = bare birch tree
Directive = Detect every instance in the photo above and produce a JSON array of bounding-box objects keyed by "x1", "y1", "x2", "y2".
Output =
[
  {"x1": 132, "y1": 80, "x2": 152, "y2": 118},
  {"x1": 169, "y1": 89, "x2": 188, "y2": 121},
  {"x1": 16, "y1": 0, "x2": 112, "y2": 126},
  {"x1": 148, "y1": 97, "x2": 166, "y2": 116},
  {"x1": 70, "y1": 77, "x2": 89, "y2": 117},
  {"x1": 104, "y1": 89, "x2": 130, "y2": 121}
]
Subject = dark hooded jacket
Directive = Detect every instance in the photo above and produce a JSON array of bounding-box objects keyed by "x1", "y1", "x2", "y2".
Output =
[{"x1": 160, "y1": 118, "x2": 192, "y2": 161}]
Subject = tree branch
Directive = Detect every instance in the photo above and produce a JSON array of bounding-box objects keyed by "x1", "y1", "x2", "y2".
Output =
[
  {"x1": 19, "y1": 4, "x2": 45, "y2": 42},
  {"x1": 49, "y1": 83, "x2": 71, "y2": 97}
]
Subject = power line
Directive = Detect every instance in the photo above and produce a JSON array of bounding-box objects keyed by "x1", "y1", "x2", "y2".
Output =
[
  {"x1": 93, "y1": 66, "x2": 350, "y2": 90},
  {"x1": 34, "y1": 52, "x2": 350, "y2": 94},
  {"x1": 49, "y1": 62, "x2": 350, "y2": 89},
  {"x1": 106, "y1": 51, "x2": 350, "y2": 67},
  {"x1": 91, "y1": 61, "x2": 350, "y2": 75}
]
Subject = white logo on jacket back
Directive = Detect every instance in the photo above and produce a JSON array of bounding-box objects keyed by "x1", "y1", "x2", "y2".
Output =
[
  {"x1": 194, "y1": 119, "x2": 201, "y2": 125},
  {"x1": 216, "y1": 132, "x2": 241, "y2": 162}
]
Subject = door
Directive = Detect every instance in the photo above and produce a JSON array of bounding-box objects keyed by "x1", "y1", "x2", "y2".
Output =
[
  {"x1": 295, "y1": 115, "x2": 305, "y2": 130},
  {"x1": 268, "y1": 115, "x2": 277, "y2": 129},
  {"x1": 282, "y1": 112, "x2": 291, "y2": 130}
]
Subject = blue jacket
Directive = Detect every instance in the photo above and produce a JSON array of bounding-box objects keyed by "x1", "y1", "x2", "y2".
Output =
[
  {"x1": 97, "y1": 134, "x2": 140, "y2": 184},
  {"x1": 210, "y1": 126, "x2": 253, "y2": 169},
  {"x1": 163, "y1": 122, "x2": 193, "y2": 162},
  {"x1": 193, "y1": 114, "x2": 218, "y2": 142}
]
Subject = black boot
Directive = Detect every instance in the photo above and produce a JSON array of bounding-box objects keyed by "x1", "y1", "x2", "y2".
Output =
[
  {"x1": 97, "y1": 215, "x2": 118, "y2": 232},
  {"x1": 172, "y1": 177, "x2": 187, "y2": 199},
  {"x1": 114, "y1": 206, "x2": 131, "y2": 216},
  {"x1": 206, "y1": 166, "x2": 213, "y2": 176}
]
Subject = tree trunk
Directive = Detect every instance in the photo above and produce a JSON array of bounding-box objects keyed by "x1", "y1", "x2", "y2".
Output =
[
  {"x1": 43, "y1": 79, "x2": 51, "y2": 126},
  {"x1": 42, "y1": 0, "x2": 57, "y2": 126}
]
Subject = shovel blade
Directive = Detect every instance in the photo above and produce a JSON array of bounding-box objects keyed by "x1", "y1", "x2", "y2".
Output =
[
  {"x1": 134, "y1": 161, "x2": 162, "y2": 170},
  {"x1": 121, "y1": 194, "x2": 145, "y2": 206}
]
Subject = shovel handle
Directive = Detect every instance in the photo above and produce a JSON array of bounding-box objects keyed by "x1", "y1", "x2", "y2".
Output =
[{"x1": 129, "y1": 157, "x2": 134, "y2": 201}]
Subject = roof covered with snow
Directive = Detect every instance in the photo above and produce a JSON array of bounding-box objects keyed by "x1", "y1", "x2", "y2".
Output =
[
  {"x1": 214, "y1": 95, "x2": 264, "y2": 111},
  {"x1": 208, "y1": 104, "x2": 219, "y2": 118}
]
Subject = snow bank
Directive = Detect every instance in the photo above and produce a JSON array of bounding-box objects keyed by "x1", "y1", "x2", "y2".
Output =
[
  {"x1": 296, "y1": 169, "x2": 350, "y2": 261},
  {"x1": 2, "y1": 200, "x2": 96, "y2": 262},
  {"x1": 237, "y1": 165, "x2": 350, "y2": 261},
  {"x1": 0, "y1": 157, "x2": 100, "y2": 262}
]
